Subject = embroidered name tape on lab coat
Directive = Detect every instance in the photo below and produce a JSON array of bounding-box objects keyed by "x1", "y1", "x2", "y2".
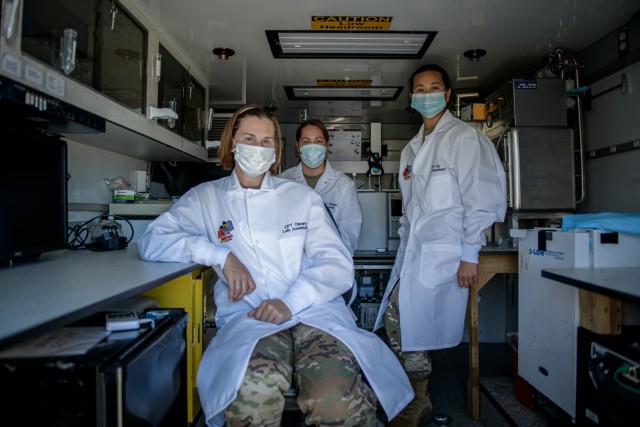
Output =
[{"x1": 282, "y1": 222, "x2": 308, "y2": 234}]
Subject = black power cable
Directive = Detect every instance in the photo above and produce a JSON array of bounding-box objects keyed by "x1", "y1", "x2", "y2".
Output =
[{"x1": 67, "y1": 213, "x2": 134, "y2": 251}]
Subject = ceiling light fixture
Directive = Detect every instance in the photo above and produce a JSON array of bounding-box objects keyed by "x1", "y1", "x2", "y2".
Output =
[
  {"x1": 266, "y1": 30, "x2": 437, "y2": 59},
  {"x1": 213, "y1": 47, "x2": 235, "y2": 60},
  {"x1": 463, "y1": 48, "x2": 486, "y2": 62},
  {"x1": 284, "y1": 86, "x2": 403, "y2": 101}
]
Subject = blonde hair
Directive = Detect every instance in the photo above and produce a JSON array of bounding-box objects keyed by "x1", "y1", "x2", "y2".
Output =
[{"x1": 218, "y1": 104, "x2": 283, "y2": 174}]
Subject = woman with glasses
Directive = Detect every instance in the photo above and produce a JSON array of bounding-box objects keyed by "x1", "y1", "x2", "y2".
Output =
[
  {"x1": 138, "y1": 105, "x2": 412, "y2": 427},
  {"x1": 279, "y1": 119, "x2": 362, "y2": 256}
]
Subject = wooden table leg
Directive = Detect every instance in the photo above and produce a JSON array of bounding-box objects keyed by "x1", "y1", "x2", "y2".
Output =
[
  {"x1": 466, "y1": 253, "x2": 518, "y2": 421},
  {"x1": 466, "y1": 272, "x2": 495, "y2": 421}
]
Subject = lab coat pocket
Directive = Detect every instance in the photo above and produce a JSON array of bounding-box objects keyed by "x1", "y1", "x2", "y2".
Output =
[
  {"x1": 425, "y1": 174, "x2": 454, "y2": 210},
  {"x1": 419, "y1": 243, "x2": 461, "y2": 288},
  {"x1": 278, "y1": 235, "x2": 304, "y2": 279}
]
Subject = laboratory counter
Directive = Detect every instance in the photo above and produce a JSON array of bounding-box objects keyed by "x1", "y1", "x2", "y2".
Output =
[
  {"x1": 353, "y1": 249, "x2": 397, "y2": 268},
  {"x1": 542, "y1": 267, "x2": 640, "y2": 305},
  {"x1": 0, "y1": 245, "x2": 198, "y2": 349},
  {"x1": 0, "y1": 240, "x2": 517, "y2": 415},
  {"x1": 541, "y1": 266, "x2": 640, "y2": 336},
  {"x1": 353, "y1": 244, "x2": 515, "y2": 266}
]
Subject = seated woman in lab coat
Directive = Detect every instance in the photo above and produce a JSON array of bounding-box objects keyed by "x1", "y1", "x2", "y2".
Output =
[{"x1": 137, "y1": 105, "x2": 412, "y2": 427}]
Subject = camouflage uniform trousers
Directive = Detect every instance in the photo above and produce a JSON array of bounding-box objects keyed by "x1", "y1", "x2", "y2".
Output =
[
  {"x1": 383, "y1": 282, "x2": 432, "y2": 381},
  {"x1": 225, "y1": 322, "x2": 377, "y2": 427}
]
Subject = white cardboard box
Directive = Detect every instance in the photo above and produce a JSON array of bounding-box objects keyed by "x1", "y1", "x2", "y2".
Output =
[{"x1": 516, "y1": 228, "x2": 640, "y2": 418}]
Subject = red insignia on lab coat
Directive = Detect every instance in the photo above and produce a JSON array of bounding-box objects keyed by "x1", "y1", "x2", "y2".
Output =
[
  {"x1": 218, "y1": 220, "x2": 234, "y2": 243},
  {"x1": 403, "y1": 164, "x2": 412, "y2": 180}
]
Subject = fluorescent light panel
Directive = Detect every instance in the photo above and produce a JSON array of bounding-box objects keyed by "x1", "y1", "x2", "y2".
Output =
[
  {"x1": 285, "y1": 86, "x2": 403, "y2": 101},
  {"x1": 266, "y1": 30, "x2": 436, "y2": 59}
]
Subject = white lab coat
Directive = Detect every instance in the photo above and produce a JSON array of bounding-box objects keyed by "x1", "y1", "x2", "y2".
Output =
[
  {"x1": 373, "y1": 110, "x2": 506, "y2": 351},
  {"x1": 138, "y1": 171, "x2": 412, "y2": 427},
  {"x1": 279, "y1": 160, "x2": 363, "y2": 255}
]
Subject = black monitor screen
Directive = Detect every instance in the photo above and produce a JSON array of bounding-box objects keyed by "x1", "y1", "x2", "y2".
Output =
[{"x1": 0, "y1": 121, "x2": 68, "y2": 264}]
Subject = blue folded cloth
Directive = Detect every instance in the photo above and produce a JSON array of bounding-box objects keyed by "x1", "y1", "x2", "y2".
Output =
[{"x1": 562, "y1": 212, "x2": 640, "y2": 235}]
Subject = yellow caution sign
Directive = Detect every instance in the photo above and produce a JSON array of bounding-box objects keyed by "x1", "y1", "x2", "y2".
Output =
[
  {"x1": 311, "y1": 16, "x2": 392, "y2": 31},
  {"x1": 317, "y1": 79, "x2": 372, "y2": 87}
]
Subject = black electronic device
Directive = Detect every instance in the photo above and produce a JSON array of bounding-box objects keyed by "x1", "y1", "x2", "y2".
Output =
[
  {"x1": 0, "y1": 119, "x2": 68, "y2": 265},
  {"x1": 0, "y1": 308, "x2": 188, "y2": 426},
  {"x1": 0, "y1": 76, "x2": 106, "y2": 134},
  {"x1": 89, "y1": 215, "x2": 130, "y2": 251},
  {"x1": 388, "y1": 192, "x2": 402, "y2": 241},
  {"x1": 576, "y1": 326, "x2": 640, "y2": 426},
  {"x1": 66, "y1": 213, "x2": 133, "y2": 252}
]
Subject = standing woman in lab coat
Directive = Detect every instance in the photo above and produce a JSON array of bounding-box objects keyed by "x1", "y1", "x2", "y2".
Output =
[
  {"x1": 279, "y1": 119, "x2": 362, "y2": 256},
  {"x1": 138, "y1": 105, "x2": 413, "y2": 427},
  {"x1": 373, "y1": 64, "x2": 507, "y2": 426}
]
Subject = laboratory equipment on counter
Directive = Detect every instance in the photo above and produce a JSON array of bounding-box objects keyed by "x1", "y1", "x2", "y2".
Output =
[
  {"x1": 354, "y1": 269, "x2": 390, "y2": 330},
  {"x1": 485, "y1": 78, "x2": 578, "y2": 234},
  {"x1": 387, "y1": 192, "x2": 402, "y2": 251},
  {"x1": 356, "y1": 192, "x2": 388, "y2": 252},
  {"x1": 355, "y1": 191, "x2": 402, "y2": 252}
]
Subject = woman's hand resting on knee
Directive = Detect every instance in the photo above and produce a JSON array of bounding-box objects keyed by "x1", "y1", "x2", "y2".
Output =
[{"x1": 248, "y1": 299, "x2": 292, "y2": 324}]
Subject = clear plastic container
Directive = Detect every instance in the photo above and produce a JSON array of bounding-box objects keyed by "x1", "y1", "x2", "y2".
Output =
[
  {"x1": 59, "y1": 28, "x2": 77, "y2": 75},
  {"x1": 167, "y1": 99, "x2": 177, "y2": 128}
]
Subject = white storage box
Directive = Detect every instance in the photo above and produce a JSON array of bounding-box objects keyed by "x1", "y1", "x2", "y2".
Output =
[{"x1": 516, "y1": 228, "x2": 640, "y2": 418}]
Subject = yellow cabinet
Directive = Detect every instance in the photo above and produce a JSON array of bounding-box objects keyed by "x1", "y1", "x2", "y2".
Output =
[{"x1": 142, "y1": 267, "x2": 216, "y2": 424}]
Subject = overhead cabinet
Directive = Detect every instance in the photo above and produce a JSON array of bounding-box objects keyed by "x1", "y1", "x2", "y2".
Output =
[
  {"x1": 158, "y1": 44, "x2": 206, "y2": 144},
  {"x1": 22, "y1": 0, "x2": 147, "y2": 112},
  {"x1": 0, "y1": 0, "x2": 208, "y2": 162}
]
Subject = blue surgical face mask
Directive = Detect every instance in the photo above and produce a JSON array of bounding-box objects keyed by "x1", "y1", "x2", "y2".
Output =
[
  {"x1": 411, "y1": 92, "x2": 447, "y2": 118},
  {"x1": 299, "y1": 144, "x2": 327, "y2": 169}
]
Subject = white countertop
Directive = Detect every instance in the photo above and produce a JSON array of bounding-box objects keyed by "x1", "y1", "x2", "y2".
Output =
[
  {"x1": 0, "y1": 241, "x2": 519, "y2": 349},
  {"x1": 0, "y1": 244, "x2": 197, "y2": 348}
]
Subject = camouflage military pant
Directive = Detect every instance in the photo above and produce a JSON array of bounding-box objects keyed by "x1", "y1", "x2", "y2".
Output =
[
  {"x1": 225, "y1": 323, "x2": 377, "y2": 427},
  {"x1": 383, "y1": 282, "x2": 432, "y2": 381}
]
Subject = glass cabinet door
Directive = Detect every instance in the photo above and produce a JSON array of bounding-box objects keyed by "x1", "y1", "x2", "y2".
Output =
[
  {"x1": 158, "y1": 45, "x2": 205, "y2": 144},
  {"x1": 22, "y1": 0, "x2": 146, "y2": 112}
]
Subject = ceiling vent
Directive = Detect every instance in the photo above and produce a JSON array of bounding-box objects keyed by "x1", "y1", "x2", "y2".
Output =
[
  {"x1": 284, "y1": 86, "x2": 403, "y2": 101},
  {"x1": 209, "y1": 60, "x2": 246, "y2": 106},
  {"x1": 266, "y1": 30, "x2": 436, "y2": 59},
  {"x1": 206, "y1": 113, "x2": 233, "y2": 157}
]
